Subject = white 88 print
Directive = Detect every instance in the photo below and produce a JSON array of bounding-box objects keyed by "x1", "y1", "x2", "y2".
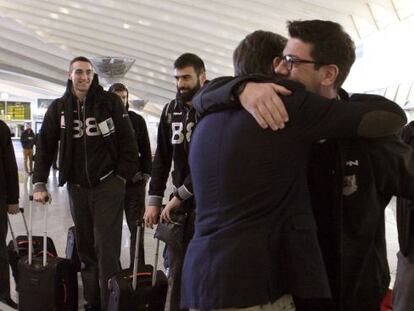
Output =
[
  {"x1": 73, "y1": 118, "x2": 101, "y2": 138},
  {"x1": 171, "y1": 122, "x2": 195, "y2": 144}
]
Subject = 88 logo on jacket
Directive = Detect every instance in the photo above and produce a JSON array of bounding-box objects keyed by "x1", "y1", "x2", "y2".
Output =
[
  {"x1": 71, "y1": 118, "x2": 101, "y2": 138},
  {"x1": 171, "y1": 122, "x2": 195, "y2": 144}
]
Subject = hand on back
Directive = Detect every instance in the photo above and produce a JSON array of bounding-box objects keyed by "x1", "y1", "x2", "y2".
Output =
[{"x1": 239, "y1": 82, "x2": 290, "y2": 131}]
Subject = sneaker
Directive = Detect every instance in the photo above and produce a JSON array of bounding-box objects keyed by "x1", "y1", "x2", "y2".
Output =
[{"x1": 0, "y1": 297, "x2": 18, "y2": 309}]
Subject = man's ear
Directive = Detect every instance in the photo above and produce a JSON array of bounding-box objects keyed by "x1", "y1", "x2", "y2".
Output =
[
  {"x1": 199, "y1": 72, "x2": 207, "y2": 86},
  {"x1": 68, "y1": 70, "x2": 72, "y2": 80},
  {"x1": 320, "y1": 64, "x2": 339, "y2": 87},
  {"x1": 272, "y1": 57, "x2": 279, "y2": 71}
]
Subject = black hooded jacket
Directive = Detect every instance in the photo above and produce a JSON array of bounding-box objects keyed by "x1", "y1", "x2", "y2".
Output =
[
  {"x1": 33, "y1": 75, "x2": 139, "y2": 187},
  {"x1": 0, "y1": 120, "x2": 19, "y2": 205},
  {"x1": 148, "y1": 96, "x2": 196, "y2": 207}
]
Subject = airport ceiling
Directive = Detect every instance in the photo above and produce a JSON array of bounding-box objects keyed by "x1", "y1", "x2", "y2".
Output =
[{"x1": 0, "y1": 0, "x2": 413, "y2": 117}]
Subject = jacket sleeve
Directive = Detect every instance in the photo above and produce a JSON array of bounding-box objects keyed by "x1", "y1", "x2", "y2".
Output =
[
  {"x1": 364, "y1": 135, "x2": 414, "y2": 200},
  {"x1": 276, "y1": 81, "x2": 407, "y2": 142},
  {"x1": 192, "y1": 76, "x2": 253, "y2": 116},
  {"x1": 174, "y1": 174, "x2": 193, "y2": 201},
  {"x1": 137, "y1": 114, "x2": 152, "y2": 175},
  {"x1": 194, "y1": 75, "x2": 406, "y2": 141},
  {"x1": 193, "y1": 74, "x2": 301, "y2": 117},
  {"x1": 148, "y1": 104, "x2": 173, "y2": 207},
  {"x1": 1, "y1": 122, "x2": 19, "y2": 204},
  {"x1": 33, "y1": 101, "x2": 61, "y2": 184},
  {"x1": 111, "y1": 94, "x2": 140, "y2": 180}
]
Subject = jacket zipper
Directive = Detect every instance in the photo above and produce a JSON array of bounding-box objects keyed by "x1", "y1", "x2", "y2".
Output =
[
  {"x1": 183, "y1": 107, "x2": 190, "y2": 153},
  {"x1": 335, "y1": 142, "x2": 345, "y2": 311},
  {"x1": 78, "y1": 100, "x2": 92, "y2": 187}
]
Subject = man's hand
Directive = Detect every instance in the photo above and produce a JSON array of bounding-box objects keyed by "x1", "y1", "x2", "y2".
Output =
[
  {"x1": 143, "y1": 206, "x2": 160, "y2": 229},
  {"x1": 160, "y1": 196, "x2": 181, "y2": 223},
  {"x1": 142, "y1": 174, "x2": 150, "y2": 185},
  {"x1": 7, "y1": 204, "x2": 19, "y2": 215},
  {"x1": 239, "y1": 82, "x2": 291, "y2": 131},
  {"x1": 33, "y1": 191, "x2": 50, "y2": 204}
]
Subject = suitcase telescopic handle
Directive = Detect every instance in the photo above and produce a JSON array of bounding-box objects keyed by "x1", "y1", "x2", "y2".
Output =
[
  {"x1": 28, "y1": 194, "x2": 50, "y2": 267},
  {"x1": 28, "y1": 195, "x2": 33, "y2": 265},
  {"x1": 152, "y1": 239, "x2": 160, "y2": 287},
  {"x1": 132, "y1": 220, "x2": 161, "y2": 290},
  {"x1": 132, "y1": 222, "x2": 142, "y2": 291},
  {"x1": 42, "y1": 203, "x2": 48, "y2": 267},
  {"x1": 19, "y1": 208, "x2": 30, "y2": 236}
]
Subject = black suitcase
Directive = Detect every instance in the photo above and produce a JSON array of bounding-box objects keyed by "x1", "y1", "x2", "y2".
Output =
[
  {"x1": 107, "y1": 222, "x2": 168, "y2": 311},
  {"x1": 17, "y1": 197, "x2": 78, "y2": 311},
  {"x1": 18, "y1": 256, "x2": 78, "y2": 311},
  {"x1": 7, "y1": 208, "x2": 58, "y2": 288},
  {"x1": 65, "y1": 226, "x2": 82, "y2": 272}
]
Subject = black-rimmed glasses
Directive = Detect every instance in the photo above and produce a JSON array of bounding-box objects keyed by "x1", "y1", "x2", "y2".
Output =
[{"x1": 275, "y1": 55, "x2": 327, "y2": 71}]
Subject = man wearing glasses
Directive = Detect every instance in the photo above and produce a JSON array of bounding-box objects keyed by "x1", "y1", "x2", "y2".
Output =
[{"x1": 192, "y1": 20, "x2": 414, "y2": 311}]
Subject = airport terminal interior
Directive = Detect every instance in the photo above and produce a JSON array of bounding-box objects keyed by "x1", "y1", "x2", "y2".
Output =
[{"x1": 1, "y1": 0, "x2": 414, "y2": 310}]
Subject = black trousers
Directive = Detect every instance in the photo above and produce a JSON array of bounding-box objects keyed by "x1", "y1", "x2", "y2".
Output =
[
  {"x1": 165, "y1": 207, "x2": 195, "y2": 311},
  {"x1": 0, "y1": 201, "x2": 10, "y2": 299},
  {"x1": 293, "y1": 297, "x2": 334, "y2": 311},
  {"x1": 67, "y1": 175, "x2": 125, "y2": 309},
  {"x1": 124, "y1": 180, "x2": 146, "y2": 268}
]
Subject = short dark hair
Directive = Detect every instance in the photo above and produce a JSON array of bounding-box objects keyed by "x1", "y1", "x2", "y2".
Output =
[
  {"x1": 174, "y1": 53, "x2": 205, "y2": 76},
  {"x1": 108, "y1": 82, "x2": 128, "y2": 94},
  {"x1": 233, "y1": 30, "x2": 287, "y2": 76},
  {"x1": 108, "y1": 82, "x2": 129, "y2": 108},
  {"x1": 69, "y1": 56, "x2": 93, "y2": 71},
  {"x1": 287, "y1": 20, "x2": 356, "y2": 89}
]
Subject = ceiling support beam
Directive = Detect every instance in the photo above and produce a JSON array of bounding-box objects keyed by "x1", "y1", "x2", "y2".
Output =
[
  {"x1": 349, "y1": 14, "x2": 362, "y2": 40},
  {"x1": 367, "y1": 1, "x2": 380, "y2": 30},
  {"x1": 389, "y1": 0, "x2": 402, "y2": 21}
]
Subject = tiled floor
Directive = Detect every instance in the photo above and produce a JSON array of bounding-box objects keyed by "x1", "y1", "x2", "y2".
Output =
[{"x1": 3, "y1": 141, "x2": 400, "y2": 310}]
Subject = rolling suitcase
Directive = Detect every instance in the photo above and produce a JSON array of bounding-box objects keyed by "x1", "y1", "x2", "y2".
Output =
[
  {"x1": 65, "y1": 226, "x2": 82, "y2": 272},
  {"x1": 17, "y1": 196, "x2": 78, "y2": 311},
  {"x1": 380, "y1": 289, "x2": 393, "y2": 311},
  {"x1": 7, "y1": 208, "x2": 57, "y2": 288},
  {"x1": 107, "y1": 221, "x2": 168, "y2": 311},
  {"x1": 8, "y1": 177, "x2": 57, "y2": 262}
]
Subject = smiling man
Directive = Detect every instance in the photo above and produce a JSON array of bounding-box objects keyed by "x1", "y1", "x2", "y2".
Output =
[
  {"x1": 33, "y1": 56, "x2": 139, "y2": 311},
  {"x1": 144, "y1": 53, "x2": 206, "y2": 311},
  {"x1": 191, "y1": 20, "x2": 414, "y2": 311}
]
